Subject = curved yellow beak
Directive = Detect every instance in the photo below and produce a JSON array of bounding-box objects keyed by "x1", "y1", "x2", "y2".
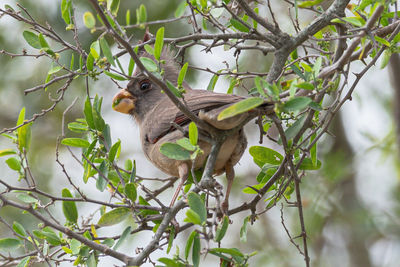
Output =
[{"x1": 112, "y1": 89, "x2": 136, "y2": 114}]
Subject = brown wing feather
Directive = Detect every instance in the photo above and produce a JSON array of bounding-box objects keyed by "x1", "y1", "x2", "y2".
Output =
[{"x1": 144, "y1": 89, "x2": 245, "y2": 143}]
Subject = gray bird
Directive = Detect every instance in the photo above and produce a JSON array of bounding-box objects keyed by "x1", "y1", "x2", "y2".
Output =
[{"x1": 112, "y1": 49, "x2": 273, "y2": 212}]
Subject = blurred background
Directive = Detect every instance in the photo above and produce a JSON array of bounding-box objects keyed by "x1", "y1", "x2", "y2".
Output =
[{"x1": 0, "y1": 0, "x2": 399, "y2": 266}]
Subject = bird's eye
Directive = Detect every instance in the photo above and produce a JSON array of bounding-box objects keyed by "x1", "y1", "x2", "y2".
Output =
[{"x1": 139, "y1": 80, "x2": 151, "y2": 91}]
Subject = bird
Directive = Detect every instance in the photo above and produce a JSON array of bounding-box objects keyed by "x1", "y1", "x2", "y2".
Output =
[{"x1": 112, "y1": 45, "x2": 273, "y2": 213}]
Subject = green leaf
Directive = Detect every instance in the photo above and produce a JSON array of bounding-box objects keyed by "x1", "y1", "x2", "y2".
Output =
[
  {"x1": 207, "y1": 73, "x2": 219, "y2": 91},
  {"x1": 108, "y1": 140, "x2": 121, "y2": 162},
  {"x1": 154, "y1": 27, "x2": 165, "y2": 61},
  {"x1": 83, "y1": 11, "x2": 96, "y2": 29},
  {"x1": 298, "y1": 158, "x2": 322, "y2": 170},
  {"x1": 124, "y1": 183, "x2": 137, "y2": 202},
  {"x1": 295, "y1": 82, "x2": 314, "y2": 90},
  {"x1": 38, "y1": 33, "x2": 49, "y2": 48},
  {"x1": 113, "y1": 226, "x2": 131, "y2": 251},
  {"x1": 17, "y1": 122, "x2": 31, "y2": 152},
  {"x1": 215, "y1": 215, "x2": 229, "y2": 242},
  {"x1": 218, "y1": 97, "x2": 263, "y2": 121},
  {"x1": 158, "y1": 257, "x2": 183, "y2": 267},
  {"x1": 249, "y1": 146, "x2": 283, "y2": 165},
  {"x1": 97, "y1": 208, "x2": 130, "y2": 227},
  {"x1": 160, "y1": 143, "x2": 191, "y2": 160},
  {"x1": 381, "y1": 49, "x2": 391, "y2": 69},
  {"x1": 282, "y1": 97, "x2": 312, "y2": 112},
  {"x1": 128, "y1": 57, "x2": 135, "y2": 76},
  {"x1": 240, "y1": 216, "x2": 249, "y2": 242},
  {"x1": 68, "y1": 122, "x2": 88, "y2": 133},
  {"x1": 184, "y1": 209, "x2": 202, "y2": 225},
  {"x1": 167, "y1": 227, "x2": 175, "y2": 254},
  {"x1": 22, "y1": 31, "x2": 41, "y2": 49},
  {"x1": 185, "y1": 231, "x2": 196, "y2": 260},
  {"x1": 92, "y1": 95, "x2": 105, "y2": 131},
  {"x1": 17, "y1": 194, "x2": 37, "y2": 204},
  {"x1": 6, "y1": 157, "x2": 21, "y2": 171},
  {"x1": 175, "y1": 1, "x2": 187, "y2": 18},
  {"x1": 100, "y1": 37, "x2": 115, "y2": 66},
  {"x1": 61, "y1": 0, "x2": 71, "y2": 25},
  {"x1": 177, "y1": 62, "x2": 189, "y2": 88},
  {"x1": 187, "y1": 192, "x2": 207, "y2": 224},
  {"x1": 125, "y1": 9, "x2": 131, "y2": 25},
  {"x1": 12, "y1": 222, "x2": 27, "y2": 237},
  {"x1": 209, "y1": 247, "x2": 244, "y2": 257},
  {"x1": 62, "y1": 188, "x2": 78, "y2": 223},
  {"x1": 41, "y1": 227, "x2": 61, "y2": 246},
  {"x1": 84, "y1": 97, "x2": 95, "y2": 129},
  {"x1": 177, "y1": 138, "x2": 196, "y2": 151},
  {"x1": 230, "y1": 18, "x2": 249, "y2": 32},
  {"x1": 86, "y1": 53, "x2": 94, "y2": 71},
  {"x1": 144, "y1": 44, "x2": 154, "y2": 55},
  {"x1": 110, "y1": 0, "x2": 120, "y2": 16},
  {"x1": 137, "y1": 4, "x2": 147, "y2": 24},
  {"x1": 290, "y1": 64, "x2": 306, "y2": 80},
  {"x1": 285, "y1": 114, "x2": 307, "y2": 140},
  {"x1": 104, "y1": 70, "x2": 127, "y2": 81},
  {"x1": 140, "y1": 57, "x2": 158, "y2": 72},
  {"x1": 313, "y1": 57, "x2": 322, "y2": 76},
  {"x1": 0, "y1": 148, "x2": 16, "y2": 157},
  {"x1": 61, "y1": 138, "x2": 90, "y2": 148},
  {"x1": 48, "y1": 65, "x2": 62, "y2": 75},
  {"x1": 188, "y1": 122, "x2": 198, "y2": 146},
  {"x1": 0, "y1": 238, "x2": 21, "y2": 251},
  {"x1": 192, "y1": 232, "x2": 200, "y2": 267},
  {"x1": 96, "y1": 160, "x2": 108, "y2": 192},
  {"x1": 16, "y1": 256, "x2": 30, "y2": 267},
  {"x1": 166, "y1": 80, "x2": 183, "y2": 98}
]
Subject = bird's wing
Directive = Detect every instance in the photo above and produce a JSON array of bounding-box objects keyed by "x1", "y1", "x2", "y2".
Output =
[{"x1": 144, "y1": 90, "x2": 246, "y2": 143}]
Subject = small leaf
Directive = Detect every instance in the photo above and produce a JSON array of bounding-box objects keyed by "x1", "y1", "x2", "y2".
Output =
[
  {"x1": 108, "y1": 140, "x2": 121, "y2": 162},
  {"x1": 17, "y1": 122, "x2": 31, "y2": 152},
  {"x1": 282, "y1": 97, "x2": 312, "y2": 112},
  {"x1": 154, "y1": 27, "x2": 165, "y2": 61},
  {"x1": 125, "y1": 9, "x2": 131, "y2": 25},
  {"x1": 0, "y1": 149, "x2": 16, "y2": 157},
  {"x1": 38, "y1": 33, "x2": 49, "y2": 48},
  {"x1": 240, "y1": 216, "x2": 249, "y2": 242},
  {"x1": 140, "y1": 57, "x2": 158, "y2": 72},
  {"x1": 97, "y1": 208, "x2": 130, "y2": 227},
  {"x1": 12, "y1": 222, "x2": 27, "y2": 237},
  {"x1": 128, "y1": 57, "x2": 135, "y2": 76},
  {"x1": 187, "y1": 192, "x2": 206, "y2": 224},
  {"x1": 298, "y1": 158, "x2": 322, "y2": 170},
  {"x1": 86, "y1": 53, "x2": 94, "y2": 71},
  {"x1": 175, "y1": 1, "x2": 187, "y2": 18},
  {"x1": 167, "y1": 227, "x2": 175, "y2": 254},
  {"x1": 192, "y1": 233, "x2": 200, "y2": 267},
  {"x1": 177, "y1": 138, "x2": 196, "y2": 151},
  {"x1": 96, "y1": 160, "x2": 108, "y2": 192},
  {"x1": 100, "y1": 37, "x2": 115, "y2": 66},
  {"x1": 144, "y1": 44, "x2": 154, "y2": 55},
  {"x1": 41, "y1": 227, "x2": 61, "y2": 246},
  {"x1": 61, "y1": 138, "x2": 90, "y2": 148},
  {"x1": 124, "y1": 183, "x2": 137, "y2": 202},
  {"x1": 61, "y1": 0, "x2": 71, "y2": 25},
  {"x1": 17, "y1": 194, "x2": 37, "y2": 204},
  {"x1": 177, "y1": 62, "x2": 189, "y2": 88},
  {"x1": 83, "y1": 11, "x2": 96, "y2": 29},
  {"x1": 104, "y1": 70, "x2": 127, "y2": 81},
  {"x1": 249, "y1": 146, "x2": 283, "y2": 165},
  {"x1": 62, "y1": 188, "x2": 78, "y2": 223},
  {"x1": 166, "y1": 80, "x2": 183, "y2": 98},
  {"x1": 84, "y1": 97, "x2": 95, "y2": 129},
  {"x1": 160, "y1": 143, "x2": 191, "y2": 160},
  {"x1": 230, "y1": 18, "x2": 249, "y2": 32},
  {"x1": 215, "y1": 215, "x2": 229, "y2": 242},
  {"x1": 285, "y1": 114, "x2": 307, "y2": 140},
  {"x1": 113, "y1": 226, "x2": 131, "y2": 250},
  {"x1": 68, "y1": 122, "x2": 88, "y2": 133},
  {"x1": 22, "y1": 31, "x2": 41, "y2": 49},
  {"x1": 185, "y1": 231, "x2": 196, "y2": 260},
  {"x1": 6, "y1": 157, "x2": 21, "y2": 171},
  {"x1": 207, "y1": 73, "x2": 219, "y2": 91},
  {"x1": 48, "y1": 65, "x2": 62, "y2": 75},
  {"x1": 209, "y1": 247, "x2": 244, "y2": 258},
  {"x1": 184, "y1": 209, "x2": 202, "y2": 225},
  {"x1": 110, "y1": 0, "x2": 120, "y2": 16},
  {"x1": 189, "y1": 122, "x2": 198, "y2": 146},
  {"x1": 218, "y1": 97, "x2": 263, "y2": 121},
  {"x1": 16, "y1": 256, "x2": 30, "y2": 267},
  {"x1": 295, "y1": 82, "x2": 314, "y2": 90},
  {"x1": 0, "y1": 238, "x2": 21, "y2": 251}
]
